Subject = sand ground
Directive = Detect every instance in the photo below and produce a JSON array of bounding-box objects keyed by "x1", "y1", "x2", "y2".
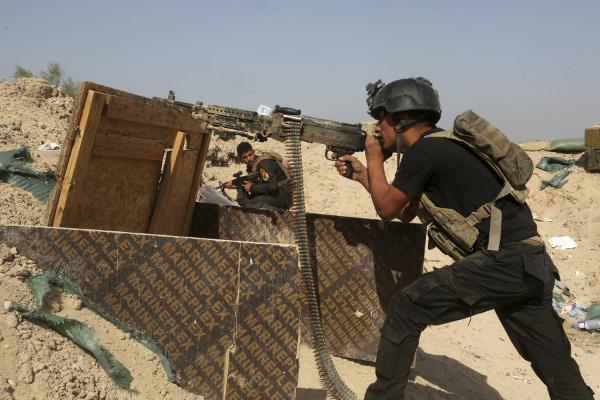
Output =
[{"x1": 0, "y1": 78, "x2": 598, "y2": 399}]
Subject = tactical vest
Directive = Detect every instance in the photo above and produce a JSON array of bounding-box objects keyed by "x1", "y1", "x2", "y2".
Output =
[
  {"x1": 252, "y1": 151, "x2": 292, "y2": 190},
  {"x1": 416, "y1": 110, "x2": 534, "y2": 260}
]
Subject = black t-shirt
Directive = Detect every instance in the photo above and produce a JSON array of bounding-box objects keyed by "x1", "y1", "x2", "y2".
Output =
[{"x1": 392, "y1": 130, "x2": 538, "y2": 248}]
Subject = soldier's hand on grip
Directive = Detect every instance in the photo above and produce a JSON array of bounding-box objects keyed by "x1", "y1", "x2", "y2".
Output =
[
  {"x1": 335, "y1": 155, "x2": 366, "y2": 181},
  {"x1": 364, "y1": 135, "x2": 384, "y2": 160},
  {"x1": 223, "y1": 180, "x2": 235, "y2": 189}
]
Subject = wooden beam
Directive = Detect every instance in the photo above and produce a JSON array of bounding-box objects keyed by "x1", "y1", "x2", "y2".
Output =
[
  {"x1": 52, "y1": 90, "x2": 106, "y2": 227},
  {"x1": 182, "y1": 133, "x2": 212, "y2": 235},
  {"x1": 96, "y1": 116, "x2": 177, "y2": 146},
  {"x1": 46, "y1": 82, "x2": 95, "y2": 225},
  {"x1": 147, "y1": 132, "x2": 200, "y2": 235},
  {"x1": 92, "y1": 134, "x2": 166, "y2": 161},
  {"x1": 105, "y1": 94, "x2": 209, "y2": 134}
]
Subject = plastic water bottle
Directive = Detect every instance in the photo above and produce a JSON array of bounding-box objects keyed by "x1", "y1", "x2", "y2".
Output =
[{"x1": 572, "y1": 319, "x2": 600, "y2": 332}]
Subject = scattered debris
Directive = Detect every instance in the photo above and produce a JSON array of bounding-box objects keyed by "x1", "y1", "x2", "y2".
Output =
[
  {"x1": 0, "y1": 147, "x2": 55, "y2": 202},
  {"x1": 532, "y1": 212, "x2": 552, "y2": 222},
  {"x1": 571, "y1": 320, "x2": 600, "y2": 332},
  {"x1": 37, "y1": 142, "x2": 60, "y2": 151},
  {"x1": 549, "y1": 236, "x2": 577, "y2": 249},
  {"x1": 506, "y1": 372, "x2": 531, "y2": 384},
  {"x1": 540, "y1": 167, "x2": 572, "y2": 189},
  {"x1": 555, "y1": 280, "x2": 571, "y2": 293},
  {"x1": 536, "y1": 156, "x2": 577, "y2": 173}
]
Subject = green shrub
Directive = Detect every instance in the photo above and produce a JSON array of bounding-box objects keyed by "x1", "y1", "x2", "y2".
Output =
[
  {"x1": 61, "y1": 77, "x2": 79, "y2": 98},
  {"x1": 40, "y1": 62, "x2": 64, "y2": 87},
  {"x1": 13, "y1": 65, "x2": 33, "y2": 79}
]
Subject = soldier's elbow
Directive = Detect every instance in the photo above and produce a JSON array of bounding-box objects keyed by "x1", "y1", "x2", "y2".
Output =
[{"x1": 375, "y1": 207, "x2": 396, "y2": 221}]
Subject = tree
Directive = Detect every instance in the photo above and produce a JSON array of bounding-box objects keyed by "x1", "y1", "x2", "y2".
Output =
[
  {"x1": 40, "y1": 62, "x2": 63, "y2": 87},
  {"x1": 61, "y1": 77, "x2": 79, "y2": 98},
  {"x1": 13, "y1": 65, "x2": 33, "y2": 79}
]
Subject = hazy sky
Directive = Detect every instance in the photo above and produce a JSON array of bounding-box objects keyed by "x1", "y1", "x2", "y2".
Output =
[{"x1": 1, "y1": 0, "x2": 599, "y2": 142}]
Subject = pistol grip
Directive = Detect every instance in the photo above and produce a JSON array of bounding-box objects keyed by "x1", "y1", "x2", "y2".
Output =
[{"x1": 343, "y1": 160, "x2": 354, "y2": 179}]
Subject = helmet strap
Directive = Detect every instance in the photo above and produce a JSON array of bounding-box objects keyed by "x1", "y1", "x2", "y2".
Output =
[
  {"x1": 396, "y1": 131, "x2": 402, "y2": 168},
  {"x1": 393, "y1": 112, "x2": 432, "y2": 135}
]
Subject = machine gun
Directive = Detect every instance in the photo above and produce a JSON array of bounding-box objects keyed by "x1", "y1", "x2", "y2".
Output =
[{"x1": 152, "y1": 93, "x2": 377, "y2": 164}]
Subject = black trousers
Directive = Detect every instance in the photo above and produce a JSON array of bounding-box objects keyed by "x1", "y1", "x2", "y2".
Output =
[{"x1": 365, "y1": 243, "x2": 595, "y2": 400}]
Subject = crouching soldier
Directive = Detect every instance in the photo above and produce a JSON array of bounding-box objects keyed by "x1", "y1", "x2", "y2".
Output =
[{"x1": 224, "y1": 141, "x2": 291, "y2": 211}]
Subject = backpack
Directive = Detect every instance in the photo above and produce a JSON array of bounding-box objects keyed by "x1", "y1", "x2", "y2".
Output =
[{"x1": 417, "y1": 110, "x2": 533, "y2": 260}]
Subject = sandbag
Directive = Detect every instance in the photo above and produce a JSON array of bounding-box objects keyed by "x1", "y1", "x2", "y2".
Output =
[{"x1": 548, "y1": 138, "x2": 585, "y2": 153}]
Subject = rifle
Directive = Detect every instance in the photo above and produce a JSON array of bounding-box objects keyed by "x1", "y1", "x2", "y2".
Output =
[
  {"x1": 152, "y1": 93, "x2": 377, "y2": 175},
  {"x1": 217, "y1": 171, "x2": 261, "y2": 190}
]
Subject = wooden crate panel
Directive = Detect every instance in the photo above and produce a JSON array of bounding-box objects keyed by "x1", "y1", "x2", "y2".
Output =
[
  {"x1": 75, "y1": 156, "x2": 162, "y2": 232},
  {"x1": 47, "y1": 82, "x2": 211, "y2": 235}
]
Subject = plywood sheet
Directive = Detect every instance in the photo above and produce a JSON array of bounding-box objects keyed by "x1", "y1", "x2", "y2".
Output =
[
  {"x1": 0, "y1": 225, "x2": 300, "y2": 400},
  {"x1": 191, "y1": 204, "x2": 426, "y2": 362}
]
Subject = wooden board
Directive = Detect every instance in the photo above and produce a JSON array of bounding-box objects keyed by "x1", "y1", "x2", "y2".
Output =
[
  {"x1": 148, "y1": 132, "x2": 200, "y2": 236},
  {"x1": 47, "y1": 82, "x2": 211, "y2": 235},
  {"x1": 191, "y1": 204, "x2": 426, "y2": 362},
  {"x1": 92, "y1": 134, "x2": 166, "y2": 161},
  {"x1": 52, "y1": 90, "x2": 105, "y2": 227},
  {"x1": 0, "y1": 225, "x2": 300, "y2": 400},
  {"x1": 104, "y1": 93, "x2": 207, "y2": 134}
]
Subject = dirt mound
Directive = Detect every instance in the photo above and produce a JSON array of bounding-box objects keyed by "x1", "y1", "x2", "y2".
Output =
[{"x1": 0, "y1": 78, "x2": 72, "y2": 170}]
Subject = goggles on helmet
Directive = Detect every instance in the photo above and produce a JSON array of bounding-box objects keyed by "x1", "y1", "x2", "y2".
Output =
[{"x1": 366, "y1": 79, "x2": 385, "y2": 117}]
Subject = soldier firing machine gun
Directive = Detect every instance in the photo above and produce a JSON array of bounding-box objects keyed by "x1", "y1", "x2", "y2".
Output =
[{"x1": 152, "y1": 91, "x2": 380, "y2": 400}]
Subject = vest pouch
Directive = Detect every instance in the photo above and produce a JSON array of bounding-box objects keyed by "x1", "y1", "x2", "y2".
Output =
[
  {"x1": 427, "y1": 224, "x2": 469, "y2": 261},
  {"x1": 420, "y1": 194, "x2": 479, "y2": 254}
]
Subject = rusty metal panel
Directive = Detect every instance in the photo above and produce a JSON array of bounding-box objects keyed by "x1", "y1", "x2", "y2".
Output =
[
  {"x1": 190, "y1": 203, "x2": 426, "y2": 362},
  {"x1": 0, "y1": 225, "x2": 300, "y2": 400}
]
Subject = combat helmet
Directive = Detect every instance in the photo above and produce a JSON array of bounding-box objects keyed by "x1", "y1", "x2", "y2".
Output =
[{"x1": 366, "y1": 77, "x2": 442, "y2": 126}]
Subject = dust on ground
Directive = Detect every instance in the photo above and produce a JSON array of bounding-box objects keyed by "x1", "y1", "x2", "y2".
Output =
[{"x1": 0, "y1": 78, "x2": 598, "y2": 399}]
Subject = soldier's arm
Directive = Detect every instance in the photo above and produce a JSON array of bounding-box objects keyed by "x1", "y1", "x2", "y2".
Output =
[
  {"x1": 365, "y1": 138, "x2": 410, "y2": 221},
  {"x1": 398, "y1": 197, "x2": 419, "y2": 223}
]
